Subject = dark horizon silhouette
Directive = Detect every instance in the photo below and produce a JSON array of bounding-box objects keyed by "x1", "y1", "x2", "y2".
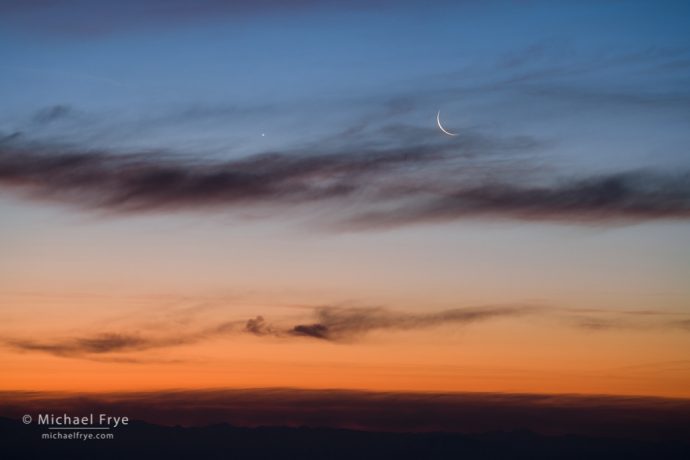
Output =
[
  {"x1": 3, "y1": 388, "x2": 690, "y2": 441},
  {"x1": 2, "y1": 415, "x2": 690, "y2": 460}
]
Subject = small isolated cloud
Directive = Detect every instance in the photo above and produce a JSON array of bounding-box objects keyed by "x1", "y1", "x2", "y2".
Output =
[
  {"x1": 291, "y1": 323, "x2": 331, "y2": 339},
  {"x1": 244, "y1": 315, "x2": 273, "y2": 336},
  {"x1": 31, "y1": 105, "x2": 75, "y2": 124}
]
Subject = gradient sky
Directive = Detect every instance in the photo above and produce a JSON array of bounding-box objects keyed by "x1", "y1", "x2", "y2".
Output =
[{"x1": 1, "y1": 0, "x2": 690, "y2": 399}]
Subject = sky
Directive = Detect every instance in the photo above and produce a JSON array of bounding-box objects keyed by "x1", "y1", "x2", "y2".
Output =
[{"x1": 1, "y1": 0, "x2": 690, "y2": 413}]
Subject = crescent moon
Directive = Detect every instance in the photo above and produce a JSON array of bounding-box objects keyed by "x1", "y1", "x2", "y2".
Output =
[{"x1": 436, "y1": 110, "x2": 458, "y2": 136}]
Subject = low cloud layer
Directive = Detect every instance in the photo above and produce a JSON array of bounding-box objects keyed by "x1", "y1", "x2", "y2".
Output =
[{"x1": 1, "y1": 139, "x2": 689, "y2": 227}]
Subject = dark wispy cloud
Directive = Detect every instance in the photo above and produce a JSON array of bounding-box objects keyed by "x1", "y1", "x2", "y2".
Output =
[
  {"x1": 30, "y1": 105, "x2": 75, "y2": 125},
  {"x1": 387, "y1": 44, "x2": 690, "y2": 138},
  {"x1": 674, "y1": 319, "x2": 690, "y2": 331},
  {"x1": 7, "y1": 333, "x2": 150, "y2": 356},
  {"x1": 257, "y1": 305, "x2": 532, "y2": 341},
  {"x1": 2, "y1": 388, "x2": 690, "y2": 440},
  {"x1": 515, "y1": 84, "x2": 690, "y2": 112},
  {"x1": 3, "y1": 305, "x2": 532, "y2": 358},
  {"x1": 343, "y1": 170, "x2": 690, "y2": 229},
  {"x1": 0, "y1": 137, "x2": 450, "y2": 214},
  {"x1": 5, "y1": 305, "x2": 690, "y2": 359},
  {"x1": 564, "y1": 309, "x2": 690, "y2": 333},
  {"x1": 3, "y1": 318, "x2": 246, "y2": 357},
  {"x1": 0, "y1": 0, "x2": 399, "y2": 38},
  {"x1": 272, "y1": 306, "x2": 690, "y2": 340},
  {"x1": 1, "y1": 137, "x2": 689, "y2": 227}
]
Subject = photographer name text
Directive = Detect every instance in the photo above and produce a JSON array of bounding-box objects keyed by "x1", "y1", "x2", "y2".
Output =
[{"x1": 36, "y1": 413, "x2": 128, "y2": 427}]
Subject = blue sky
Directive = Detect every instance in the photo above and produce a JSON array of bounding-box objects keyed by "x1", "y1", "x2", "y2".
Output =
[
  {"x1": 1, "y1": 0, "x2": 690, "y2": 400},
  {"x1": 1, "y1": 0, "x2": 689, "y2": 307},
  {"x1": 2, "y1": 0, "x2": 689, "y2": 166}
]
